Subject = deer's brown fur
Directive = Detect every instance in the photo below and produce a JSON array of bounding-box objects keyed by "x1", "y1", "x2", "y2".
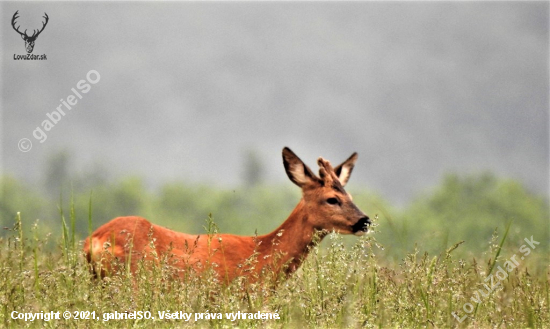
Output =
[{"x1": 83, "y1": 147, "x2": 370, "y2": 283}]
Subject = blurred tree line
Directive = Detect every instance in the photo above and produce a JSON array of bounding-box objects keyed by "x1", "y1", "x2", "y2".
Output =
[{"x1": 1, "y1": 150, "x2": 548, "y2": 265}]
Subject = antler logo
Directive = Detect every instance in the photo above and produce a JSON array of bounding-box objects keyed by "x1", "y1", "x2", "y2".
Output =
[{"x1": 11, "y1": 10, "x2": 49, "y2": 54}]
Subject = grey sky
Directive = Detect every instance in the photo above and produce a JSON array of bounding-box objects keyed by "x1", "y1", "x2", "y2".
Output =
[{"x1": 2, "y1": 2, "x2": 548, "y2": 205}]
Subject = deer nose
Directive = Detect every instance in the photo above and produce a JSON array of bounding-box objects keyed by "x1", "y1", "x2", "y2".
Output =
[
  {"x1": 352, "y1": 216, "x2": 371, "y2": 233},
  {"x1": 362, "y1": 216, "x2": 372, "y2": 227}
]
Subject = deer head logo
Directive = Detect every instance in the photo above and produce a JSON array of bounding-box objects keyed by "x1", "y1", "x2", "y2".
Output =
[{"x1": 11, "y1": 11, "x2": 49, "y2": 54}]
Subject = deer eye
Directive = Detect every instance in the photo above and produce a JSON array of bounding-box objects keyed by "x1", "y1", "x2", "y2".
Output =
[{"x1": 326, "y1": 197, "x2": 339, "y2": 205}]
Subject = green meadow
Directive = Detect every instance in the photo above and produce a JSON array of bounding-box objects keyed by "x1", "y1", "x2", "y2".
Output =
[{"x1": 0, "y1": 169, "x2": 548, "y2": 328}]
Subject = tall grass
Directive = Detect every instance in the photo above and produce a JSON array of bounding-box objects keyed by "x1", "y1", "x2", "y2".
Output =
[{"x1": 0, "y1": 210, "x2": 547, "y2": 328}]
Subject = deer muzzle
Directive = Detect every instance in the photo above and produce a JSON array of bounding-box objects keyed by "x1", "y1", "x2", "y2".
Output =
[{"x1": 352, "y1": 216, "x2": 371, "y2": 235}]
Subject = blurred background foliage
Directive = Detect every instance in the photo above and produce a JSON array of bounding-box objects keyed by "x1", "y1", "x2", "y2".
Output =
[{"x1": 1, "y1": 150, "x2": 548, "y2": 269}]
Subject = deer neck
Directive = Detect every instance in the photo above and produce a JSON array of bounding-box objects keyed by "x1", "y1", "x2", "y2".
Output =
[{"x1": 257, "y1": 199, "x2": 326, "y2": 276}]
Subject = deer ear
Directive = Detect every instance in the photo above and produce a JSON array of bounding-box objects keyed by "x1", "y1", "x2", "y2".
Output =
[
  {"x1": 334, "y1": 152, "x2": 358, "y2": 186},
  {"x1": 20, "y1": 34, "x2": 25, "y2": 40},
  {"x1": 282, "y1": 147, "x2": 319, "y2": 188}
]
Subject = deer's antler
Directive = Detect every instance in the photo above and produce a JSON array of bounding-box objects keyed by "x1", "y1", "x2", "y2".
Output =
[
  {"x1": 11, "y1": 10, "x2": 27, "y2": 37},
  {"x1": 30, "y1": 13, "x2": 49, "y2": 39},
  {"x1": 11, "y1": 11, "x2": 49, "y2": 39}
]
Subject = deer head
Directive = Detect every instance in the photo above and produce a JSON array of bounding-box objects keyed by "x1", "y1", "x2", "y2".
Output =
[
  {"x1": 11, "y1": 11, "x2": 49, "y2": 53},
  {"x1": 282, "y1": 147, "x2": 371, "y2": 235}
]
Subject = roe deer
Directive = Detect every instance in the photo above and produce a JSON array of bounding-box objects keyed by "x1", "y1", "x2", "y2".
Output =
[{"x1": 83, "y1": 147, "x2": 371, "y2": 283}]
